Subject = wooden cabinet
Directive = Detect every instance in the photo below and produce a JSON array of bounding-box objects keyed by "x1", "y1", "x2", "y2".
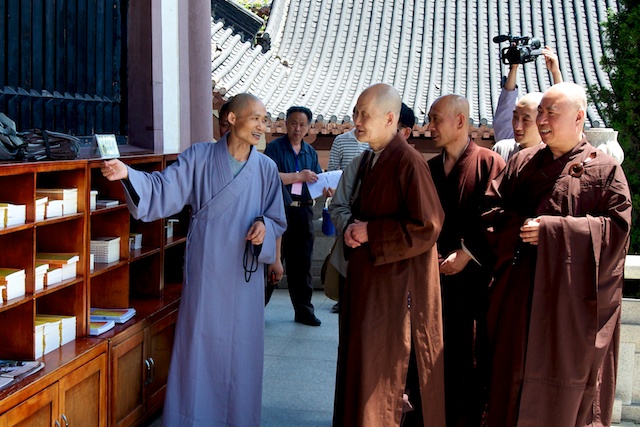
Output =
[
  {"x1": 0, "y1": 341, "x2": 107, "y2": 427},
  {"x1": 109, "y1": 308, "x2": 178, "y2": 427},
  {"x1": 0, "y1": 151, "x2": 186, "y2": 427},
  {"x1": 0, "y1": 384, "x2": 58, "y2": 427}
]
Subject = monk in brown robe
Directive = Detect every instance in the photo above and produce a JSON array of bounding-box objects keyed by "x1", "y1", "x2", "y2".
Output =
[
  {"x1": 484, "y1": 82, "x2": 632, "y2": 426},
  {"x1": 332, "y1": 83, "x2": 446, "y2": 427},
  {"x1": 427, "y1": 94, "x2": 505, "y2": 426}
]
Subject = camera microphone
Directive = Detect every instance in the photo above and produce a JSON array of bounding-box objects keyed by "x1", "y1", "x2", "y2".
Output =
[{"x1": 493, "y1": 34, "x2": 511, "y2": 43}]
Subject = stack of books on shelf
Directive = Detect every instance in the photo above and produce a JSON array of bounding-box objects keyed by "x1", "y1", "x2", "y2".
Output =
[
  {"x1": 91, "y1": 307, "x2": 136, "y2": 324},
  {"x1": 34, "y1": 321, "x2": 45, "y2": 358},
  {"x1": 35, "y1": 317, "x2": 60, "y2": 356},
  {"x1": 0, "y1": 268, "x2": 26, "y2": 302},
  {"x1": 0, "y1": 360, "x2": 45, "y2": 391},
  {"x1": 90, "y1": 237, "x2": 120, "y2": 263},
  {"x1": 36, "y1": 314, "x2": 76, "y2": 349},
  {"x1": 34, "y1": 262, "x2": 49, "y2": 291},
  {"x1": 45, "y1": 199, "x2": 64, "y2": 218},
  {"x1": 0, "y1": 202, "x2": 26, "y2": 227},
  {"x1": 36, "y1": 187, "x2": 78, "y2": 216},
  {"x1": 36, "y1": 253, "x2": 80, "y2": 284},
  {"x1": 129, "y1": 233, "x2": 142, "y2": 251},
  {"x1": 35, "y1": 196, "x2": 48, "y2": 221},
  {"x1": 90, "y1": 190, "x2": 98, "y2": 210},
  {"x1": 89, "y1": 319, "x2": 115, "y2": 336},
  {"x1": 95, "y1": 199, "x2": 119, "y2": 209}
]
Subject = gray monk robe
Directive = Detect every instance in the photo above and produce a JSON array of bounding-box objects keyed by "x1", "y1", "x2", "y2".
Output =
[
  {"x1": 333, "y1": 134, "x2": 446, "y2": 427},
  {"x1": 122, "y1": 139, "x2": 286, "y2": 426},
  {"x1": 483, "y1": 139, "x2": 631, "y2": 427}
]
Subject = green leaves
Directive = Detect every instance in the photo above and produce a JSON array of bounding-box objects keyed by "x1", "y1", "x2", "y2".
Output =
[{"x1": 590, "y1": 1, "x2": 640, "y2": 254}]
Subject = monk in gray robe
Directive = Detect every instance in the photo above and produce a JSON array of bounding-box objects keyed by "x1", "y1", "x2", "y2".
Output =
[
  {"x1": 102, "y1": 93, "x2": 286, "y2": 426},
  {"x1": 333, "y1": 84, "x2": 446, "y2": 427},
  {"x1": 483, "y1": 83, "x2": 631, "y2": 426}
]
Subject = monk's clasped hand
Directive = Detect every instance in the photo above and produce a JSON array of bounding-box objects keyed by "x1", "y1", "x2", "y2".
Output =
[
  {"x1": 246, "y1": 220, "x2": 266, "y2": 245},
  {"x1": 520, "y1": 217, "x2": 541, "y2": 245}
]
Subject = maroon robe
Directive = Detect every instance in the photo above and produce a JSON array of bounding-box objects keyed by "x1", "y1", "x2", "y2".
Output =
[
  {"x1": 333, "y1": 133, "x2": 446, "y2": 427},
  {"x1": 428, "y1": 141, "x2": 505, "y2": 426},
  {"x1": 484, "y1": 139, "x2": 631, "y2": 427}
]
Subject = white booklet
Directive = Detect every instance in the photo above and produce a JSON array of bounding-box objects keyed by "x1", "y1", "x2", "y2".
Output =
[{"x1": 306, "y1": 170, "x2": 343, "y2": 199}]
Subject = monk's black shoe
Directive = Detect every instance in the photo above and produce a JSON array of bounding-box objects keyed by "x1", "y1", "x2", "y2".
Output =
[{"x1": 295, "y1": 314, "x2": 321, "y2": 326}]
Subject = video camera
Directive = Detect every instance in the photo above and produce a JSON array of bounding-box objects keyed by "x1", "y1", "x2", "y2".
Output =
[{"x1": 493, "y1": 34, "x2": 543, "y2": 65}]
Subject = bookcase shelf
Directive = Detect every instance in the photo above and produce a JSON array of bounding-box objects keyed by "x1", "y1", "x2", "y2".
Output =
[
  {"x1": 35, "y1": 212, "x2": 85, "y2": 226},
  {"x1": 0, "y1": 293, "x2": 31, "y2": 313},
  {"x1": 0, "y1": 223, "x2": 34, "y2": 236},
  {"x1": 89, "y1": 204, "x2": 128, "y2": 216},
  {"x1": 130, "y1": 247, "x2": 161, "y2": 261},
  {"x1": 165, "y1": 236, "x2": 186, "y2": 249},
  {"x1": 0, "y1": 153, "x2": 187, "y2": 426}
]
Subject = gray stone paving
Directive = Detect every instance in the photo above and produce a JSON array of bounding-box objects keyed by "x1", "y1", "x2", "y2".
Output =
[{"x1": 144, "y1": 288, "x2": 639, "y2": 426}]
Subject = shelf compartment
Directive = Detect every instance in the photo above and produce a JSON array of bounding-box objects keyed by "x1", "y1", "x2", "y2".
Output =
[
  {"x1": 90, "y1": 266, "x2": 131, "y2": 309},
  {"x1": 36, "y1": 168, "x2": 87, "y2": 215},
  {"x1": 36, "y1": 217, "x2": 86, "y2": 280},
  {"x1": 0, "y1": 172, "x2": 35, "y2": 223},
  {"x1": 130, "y1": 253, "x2": 162, "y2": 298},
  {"x1": 0, "y1": 228, "x2": 35, "y2": 295},
  {"x1": 164, "y1": 244, "x2": 185, "y2": 285},
  {"x1": 37, "y1": 281, "x2": 86, "y2": 336},
  {"x1": 0, "y1": 301, "x2": 37, "y2": 360}
]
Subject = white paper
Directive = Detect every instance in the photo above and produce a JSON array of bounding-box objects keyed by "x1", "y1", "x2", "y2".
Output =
[{"x1": 307, "y1": 170, "x2": 343, "y2": 199}]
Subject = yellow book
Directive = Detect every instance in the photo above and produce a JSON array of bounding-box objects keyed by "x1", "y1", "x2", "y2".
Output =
[{"x1": 36, "y1": 253, "x2": 80, "y2": 266}]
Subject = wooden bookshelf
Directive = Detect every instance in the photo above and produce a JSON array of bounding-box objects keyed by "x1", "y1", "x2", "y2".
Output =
[{"x1": 0, "y1": 153, "x2": 186, "y2": 427}]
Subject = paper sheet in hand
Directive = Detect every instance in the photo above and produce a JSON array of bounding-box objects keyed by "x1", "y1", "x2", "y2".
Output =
[{"x1": 307, "y1": 170, "x2": 343, "y2": 199}]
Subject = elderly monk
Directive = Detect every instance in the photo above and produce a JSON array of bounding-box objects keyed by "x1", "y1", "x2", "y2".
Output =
[
  {"x1": 427, "y1": 94, "x2": 505, "y2": 426},
  {"x1": 332, "y1": 83, "x2": 445, "y2": 427},
  {"x1": 102, "y1": 93, "x2": 286, "y2": 426},
  {"x1": 484, "y1": 82, "x2": 632, "y2": 427}
]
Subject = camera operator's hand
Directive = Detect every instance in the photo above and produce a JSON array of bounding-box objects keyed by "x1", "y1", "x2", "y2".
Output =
[{"x1": 542, "y1": 46, "x2": 563, "y2": 84}]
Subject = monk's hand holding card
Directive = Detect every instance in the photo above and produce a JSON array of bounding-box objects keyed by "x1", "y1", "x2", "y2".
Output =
[
  {"x1": 101, "y1": 159, "x2": 128, "y2": 181},
  {"x1": 520, "y1": 217, "x2": 541, "y2": 245}
]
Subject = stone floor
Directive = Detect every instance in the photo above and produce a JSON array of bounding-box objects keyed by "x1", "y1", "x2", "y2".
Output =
[
  {"x1": 143, "y1": 288, "x2": 639, "y2": 426},
  {"x1": 143, "y1": 289, "x2": 338, "y2": 427}
]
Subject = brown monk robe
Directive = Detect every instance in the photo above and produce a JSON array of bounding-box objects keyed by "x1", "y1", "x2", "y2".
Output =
[
  {"x1": 483, "y1": 133, "x2": 631, "y2": 424},
  {"x1": 333, "y1": 85, "x2": 445, "y2": 427},
  {"x1": 429, "y1": 141, "x2": 505, "y2": 426},
  {"x1": 427, "y1": 94, "x2": 506, "y2": 427}
]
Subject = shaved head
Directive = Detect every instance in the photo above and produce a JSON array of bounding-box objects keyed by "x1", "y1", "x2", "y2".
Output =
[
  {"x1": 432, "y1": 94, "x2": 470, "y2": 124},
  {"x1": 359, "y1": 83, "x2": 402, "y2": 119},
  {"x1": 427, "y1": 94, "x2": 470, "y2": 152},
  {"x1": 545, "y1": 82, "x2": 588, "y2": 112},
  {"x1": 517, "y1": 92, "x2": 544, "y2": 110},
  {"x1": 353, "y1": 83, "x2": 402, "y2": 150},
  {"x1": 537, "y1": 82, "x2": 588, "y2": 157},
  {"x1": 228, "y1": 93, "x2": 263, "y2": 116}
]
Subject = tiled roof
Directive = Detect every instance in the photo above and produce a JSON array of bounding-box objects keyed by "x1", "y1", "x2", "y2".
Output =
[
  {"x1": 210, "y1": 0, "x2": 264, "y2": 43},
  {"x1": 211, "y1": 0, "x2": 618, "y2": 128}
]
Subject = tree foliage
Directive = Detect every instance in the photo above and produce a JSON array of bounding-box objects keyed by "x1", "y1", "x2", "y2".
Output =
[{"x1": 589, "y1": 0, "x2": 640, "y2": 253}]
